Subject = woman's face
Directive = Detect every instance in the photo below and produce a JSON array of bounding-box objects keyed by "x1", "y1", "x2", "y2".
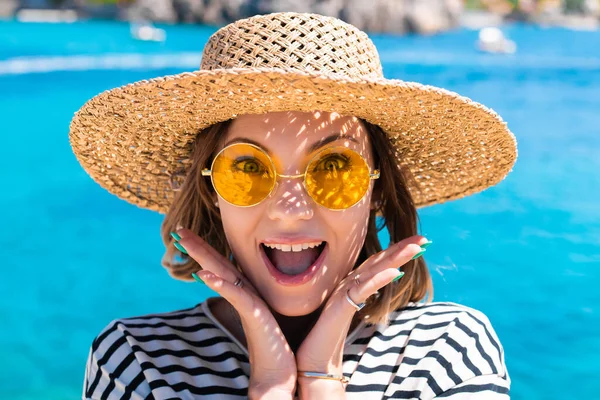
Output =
[{"x1": 216, "y1": 111, "x2": 376, "y2": 316}]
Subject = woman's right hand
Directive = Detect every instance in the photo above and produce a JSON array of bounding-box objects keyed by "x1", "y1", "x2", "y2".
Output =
[{"x1": 174, "y1": 229, "x2": 297, "y2": 399}]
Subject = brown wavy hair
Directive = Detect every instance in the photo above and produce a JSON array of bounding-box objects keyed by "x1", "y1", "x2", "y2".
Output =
[{"x1": 161, "y1": 118, "x2": 433, "y2": 326}]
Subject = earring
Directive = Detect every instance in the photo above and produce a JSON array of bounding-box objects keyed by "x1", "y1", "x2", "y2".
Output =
[{"x1": 214, "y1": 201, "x2": 219, "y2": 208}]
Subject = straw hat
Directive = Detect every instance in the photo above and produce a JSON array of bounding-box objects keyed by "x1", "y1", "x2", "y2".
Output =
[{"x1": 69, "y1": 12, "x2": 517, "y2": 213}]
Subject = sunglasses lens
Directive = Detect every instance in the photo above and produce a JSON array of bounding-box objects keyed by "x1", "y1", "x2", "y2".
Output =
[
  {"x1": 305, "y1": 147, "x2": 371, "y2": 210},
  {"x1": 211, "y1": 143, "x2": 276, "y2": 206}
]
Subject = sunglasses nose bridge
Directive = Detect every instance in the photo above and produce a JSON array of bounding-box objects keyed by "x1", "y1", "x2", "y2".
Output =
[
  {"x1": 276, "y1": 172, "x2": 305, "y2": 180},
  {"x1": 267, "y1": 172, "x2": 310, "y2": 200},
  {"x1": 271, "y1": 171, "x2": 304, "y2": 190}
]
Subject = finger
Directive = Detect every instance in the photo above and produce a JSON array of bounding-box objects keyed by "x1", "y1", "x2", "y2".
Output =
[
  {"x1": 355, "y1": 235, "x2": 428, "y2": 274},
  {"x1": 347, "y1": 269, "x2": 401, "y2": 306},
  {"x1": 176, "y1": 228, "x2": 232, "y2": 265},
  {"x1": 194, "y1": 270, "x2": 258, "y2": 316},
  {"x1": 361, "y1": 241, "x2": 424, "y2": 280},
  {"x1": 176, "y1": 230, "x2": 259, "y2": 296},
  {"x1": 176, "y1": 228, "x2": 241, "y2": 283},
  {"x1": 344, "y1": 236, "x2": 429, "y2": 308}
]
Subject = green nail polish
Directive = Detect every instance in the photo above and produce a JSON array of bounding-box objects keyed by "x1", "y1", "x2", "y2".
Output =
[
  {"x1": 411, "y1": 249, "x2": 426, "y2": 260},
  {"x1": 191, "y1": 272, "x2": 205, "y2": 284},
  {"x1": 420, "y1": 241, "x2": 433, "y2": 250},
  {"x1": 174, "y1": 241, "x2": 188, "y2": 255},
  {"x1": 170, "y1": 231, "x2": 182, "y2": 241},
  {"x1": 392, "y1": 271, "x2": 405, "y2": 282}
]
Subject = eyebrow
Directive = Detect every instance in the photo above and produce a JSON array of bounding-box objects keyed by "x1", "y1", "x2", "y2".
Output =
[{"x1": 223, "y1": 133, "x2": 358, "y2": 155}]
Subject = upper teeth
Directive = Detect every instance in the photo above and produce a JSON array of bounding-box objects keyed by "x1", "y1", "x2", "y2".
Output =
[{"x1": 263, "y1": 241, "x2": 323, "y2": 252}]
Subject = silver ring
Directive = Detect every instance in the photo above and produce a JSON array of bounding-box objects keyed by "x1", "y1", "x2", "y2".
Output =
[
  {"x1": 233, "y1": 278, "x2": 244, "y2": 288},
  {"x1": 345, "y1": 290, "x2": 366, "y2": 311},
  {"x1": 354, "y1": 275, "x2": 360, "y2": 287}
]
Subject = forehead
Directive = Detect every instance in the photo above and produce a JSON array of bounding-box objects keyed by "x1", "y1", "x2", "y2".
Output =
[{"x1": 223, "y1": 111, "x2": 370, "y2": 156}]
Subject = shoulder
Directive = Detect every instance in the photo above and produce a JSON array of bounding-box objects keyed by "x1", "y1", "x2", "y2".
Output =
[
  {"x1": 82, "y1": 302, "x2": 221, "y2": 399},
  {"x1": 87, "y1": 301, "x2": 213, "y2": 358},
  {"x1": 391, "y1": 301, "x2": 508, "y2": 377},
  {"x1": 348, "y1": 302, "x2": 510, "y2": 399},
  {"x1": 393, "y1": 302, "x2": 510, "y2": 397},
  {"x1": 394, "y1": 300, "x2": 502, "y2": 339}
]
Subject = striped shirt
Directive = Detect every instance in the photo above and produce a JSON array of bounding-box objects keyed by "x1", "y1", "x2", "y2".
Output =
[{"x1": 83, "y1": 300, "x2": 510, "y2": 399}]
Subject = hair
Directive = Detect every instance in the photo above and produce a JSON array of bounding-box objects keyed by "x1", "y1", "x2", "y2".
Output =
[{"x1": 161, "y1": 118, "x2": 433, "y2": 326}]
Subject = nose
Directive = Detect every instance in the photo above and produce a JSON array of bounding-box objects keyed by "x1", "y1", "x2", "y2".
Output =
[{"x1": 266, "y1": 177, "x2": 315, "y2": 222}]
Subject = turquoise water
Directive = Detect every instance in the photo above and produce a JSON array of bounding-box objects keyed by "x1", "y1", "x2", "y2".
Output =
[{"x1": 1, "y1": 20, "x2": 599, "y2": 399}]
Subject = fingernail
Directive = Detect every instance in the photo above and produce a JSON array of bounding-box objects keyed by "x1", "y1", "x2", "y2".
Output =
[
  {"x1": 420, "y1": 240, "x2": 433, "y2": 250},
  {"x1": 174, "y1": 241, "x2": 188, "y2": 255},
  {"x1": 392, "y1": 271, "x2": 405, "y2": 282},
  {"x1": 170, "y1": 231, "x2": 182, "y2": 241},
  {"x1": 411, "y1": 249, "x2": 426, "y2": 260},
  {"x1": 191, "y1": 272, "x2": 205, "y2": 284}
]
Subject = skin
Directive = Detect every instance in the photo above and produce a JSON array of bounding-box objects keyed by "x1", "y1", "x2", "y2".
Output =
[{"x1": 175, "y1": 111, "x2": 427, "y2": 398}]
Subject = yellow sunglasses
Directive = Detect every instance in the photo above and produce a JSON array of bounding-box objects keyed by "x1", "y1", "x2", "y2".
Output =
[{"x1": 202, "y1": 143, "x2": 380, "y2": 210}]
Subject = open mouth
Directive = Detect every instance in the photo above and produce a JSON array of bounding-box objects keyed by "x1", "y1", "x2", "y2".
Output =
[{"x1": 260, "y1": 242, "x2": 327, "y2": 276}]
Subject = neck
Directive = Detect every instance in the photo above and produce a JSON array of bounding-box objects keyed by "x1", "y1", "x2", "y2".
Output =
[
  {"x1": 273, "y1": 307, "x2": 362, "y2": 354},
  {"x1": 272, "y1": 306, "x2": 323, "y2": 353},
  {"x1": 212, "y1": 298, "x2": 360, "y2": 354}
]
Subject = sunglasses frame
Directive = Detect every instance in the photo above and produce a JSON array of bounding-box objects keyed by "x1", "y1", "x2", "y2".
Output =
[{"x1": 202, "y1": 142, "x2": 380, "y2": 210}]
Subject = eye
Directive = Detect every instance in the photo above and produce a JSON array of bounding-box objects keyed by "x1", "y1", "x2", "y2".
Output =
[
  {"x1": 233, "y1": 157, "x2": 266, "y2": 174},
  {"x1": 314, "y1": 154, "x2": 350, "y2": 172}
]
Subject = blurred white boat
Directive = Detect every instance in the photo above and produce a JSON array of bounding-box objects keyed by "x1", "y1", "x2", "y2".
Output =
[
  {"x1": 130, "y1": 23, "x2": 166, "y2": 43},
  {"x1": 477, "y1": 27, "x2": 516, "y2": 54},
  {"x1": 16, "y1": 9, "x2": 78, "y2": 23}
]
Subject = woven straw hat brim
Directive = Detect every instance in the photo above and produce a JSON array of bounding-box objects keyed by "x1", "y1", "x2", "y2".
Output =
[{"x1": 69, "y1": 67, "x2": 517, "y2": 213}]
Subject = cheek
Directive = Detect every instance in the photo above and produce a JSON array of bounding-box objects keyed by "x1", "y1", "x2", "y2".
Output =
[
  {"x1": 324, "y1": 200, "x2": 372, "y2": 264},
  {"x1": 218, "y1": 205, "x2": 260, "y2": 251}
]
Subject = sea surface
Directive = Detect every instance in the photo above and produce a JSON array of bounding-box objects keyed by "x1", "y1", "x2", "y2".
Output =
[{"x1": 1, "y1": 20, "x2": 599, "y2": 400}]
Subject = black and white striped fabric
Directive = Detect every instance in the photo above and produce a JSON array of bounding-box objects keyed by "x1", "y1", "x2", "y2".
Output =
[{"x1": 83, "y1": 300, "x2": 510, "y2": 399}]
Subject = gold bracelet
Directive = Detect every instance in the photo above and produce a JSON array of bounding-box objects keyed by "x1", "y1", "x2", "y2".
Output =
[{"x1": 297, "y1": 371, "x2": 350, "y2": 384}]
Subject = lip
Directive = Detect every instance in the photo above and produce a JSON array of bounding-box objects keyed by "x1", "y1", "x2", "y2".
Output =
[{"x1": 260, "y1": 242, "x2": 328, "y2": 286}]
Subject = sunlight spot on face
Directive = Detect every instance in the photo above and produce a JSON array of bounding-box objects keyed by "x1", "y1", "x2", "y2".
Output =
[
  {"x1": 298, "y1": 138, "x2": 309, "y2": 152},
  {"x1": 266, "y1": 126, "x2": 277, "y2": 139},
  {"x1": 340, "y1": 122, "x2": 350, "y2": 134},
  {"x1": 320, "y1": 290, "x2": 328, "y2": 302}
]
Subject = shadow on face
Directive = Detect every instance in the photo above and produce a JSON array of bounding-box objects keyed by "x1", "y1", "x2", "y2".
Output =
[{"x1": 215, "y1": 111, "x2": 378, "y2": 316}]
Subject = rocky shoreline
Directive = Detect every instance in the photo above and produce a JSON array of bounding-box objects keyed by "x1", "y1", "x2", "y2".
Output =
[{"x1": 3, "y1": 0, "x2": 600, "y2": 34}]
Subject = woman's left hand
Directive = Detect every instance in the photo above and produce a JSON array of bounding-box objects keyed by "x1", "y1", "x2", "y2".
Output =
[{"x1": 295, "y1": 235, "x2": 428, "y2": 381}]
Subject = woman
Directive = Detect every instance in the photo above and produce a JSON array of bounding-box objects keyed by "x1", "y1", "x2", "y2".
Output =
[{"x1": 73, "y1": 12, "x2": 516, "y2": 400}]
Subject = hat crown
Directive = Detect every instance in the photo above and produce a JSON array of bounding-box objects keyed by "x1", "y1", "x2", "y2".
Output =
[{"x1": 200, "y1": 12, "x2": 384, "y2": 80}]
